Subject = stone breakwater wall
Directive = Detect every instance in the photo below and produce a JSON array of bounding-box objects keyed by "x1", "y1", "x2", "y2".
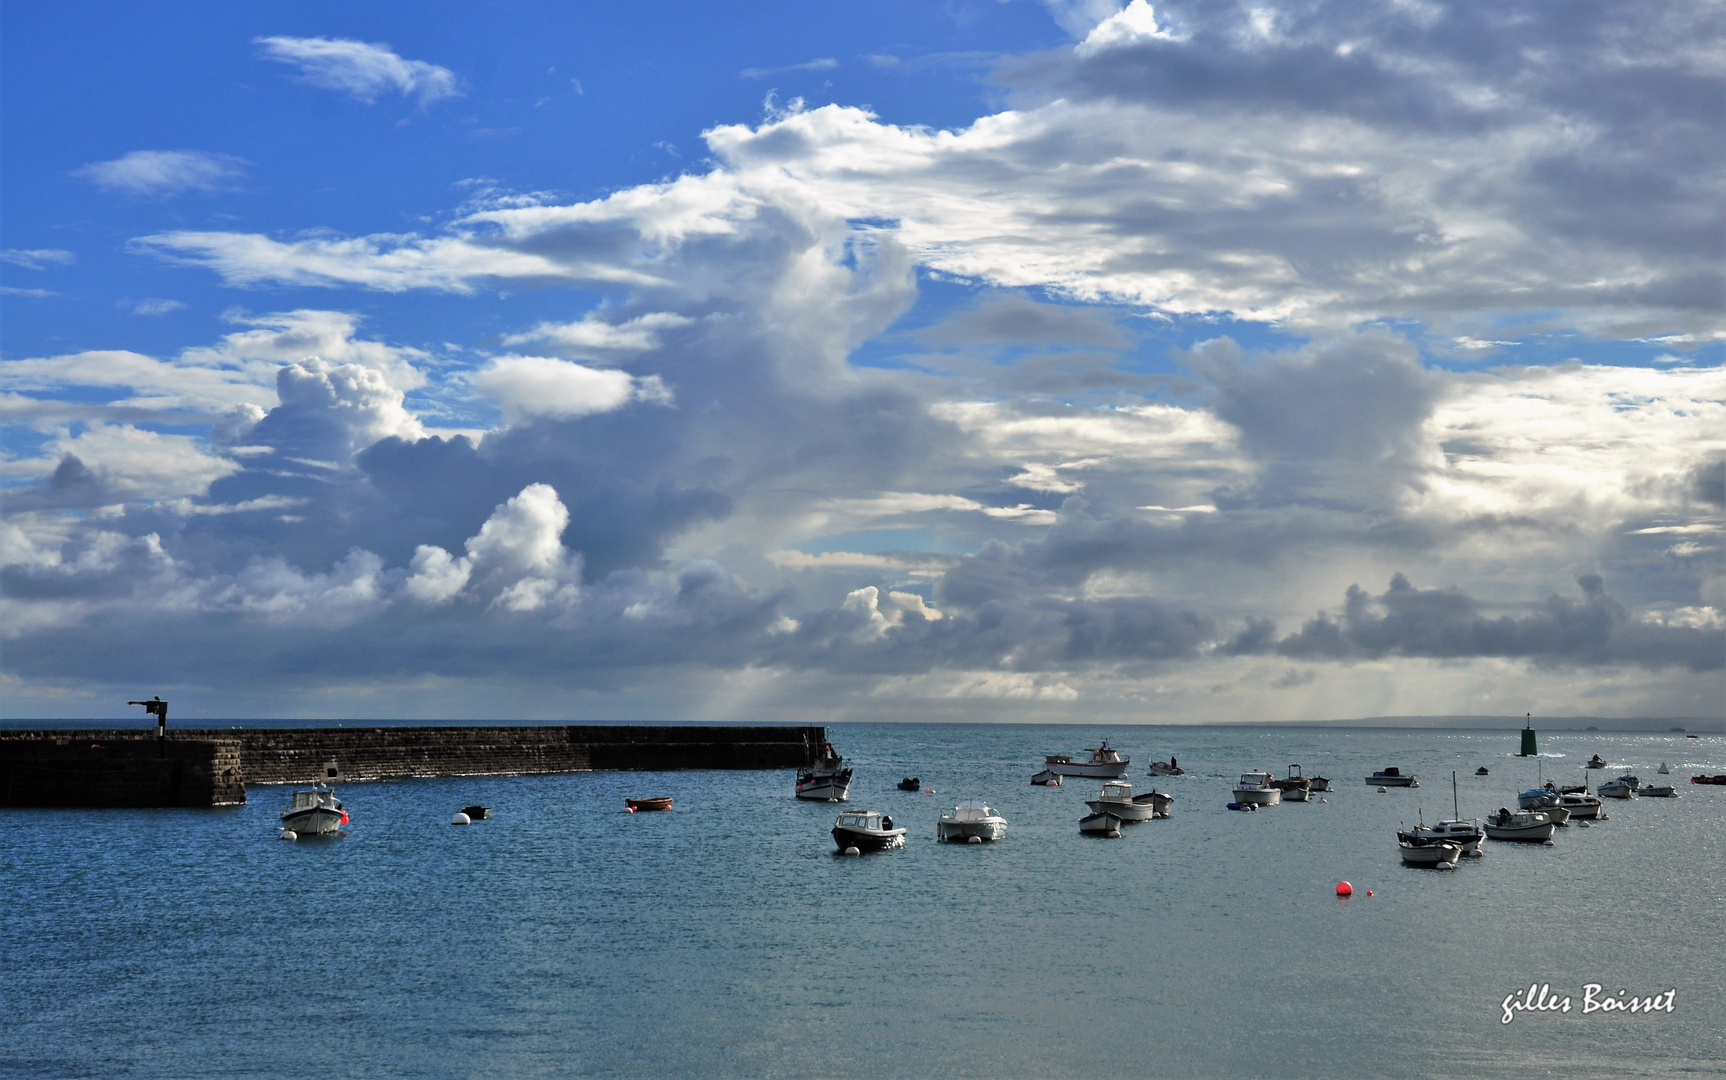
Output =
[{"x1": 0, "y1": 725, "x2": 825, "y2": 807}]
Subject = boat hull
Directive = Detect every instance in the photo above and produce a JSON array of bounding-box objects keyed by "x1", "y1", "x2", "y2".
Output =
[
  {"x1": 281, "y1": 807, "x2": 344, "y2": 835},
  {"x1": 1367, "y1": 774, "x2": 1418, "y2": 787},
  {"x1": 1400, "y1": 842, "x2": 1461, "y2": 867},
  {"x1": 1030, "y1": 769, "x2": 1062, "y2": 786},
  {"x1": 937, "y1": 819, "x2": 1007, "y2": 842},
  {"x1": 1279, "y1": 785, "x2": 1311, "y2": 802},
  {"x1": 832, "y1": 826, "x2": 905, "y2": 852},
  {"x1": 626, "y1": 797, "x2": 672, "y2": 812},
  {"x1": 1078, "y1": 812, "x2": 1122, "y2": 837},
  {"x1": 1147, "y1": 762, "x2": 1184, "y2": 776},
  {"x1": 1047, "y1": 760, "x2": 1129, "y2": 779},
  {"x1": 1400, "y1": 826, "x2": 1482, "y2": 855},
  {"x1": 1085, "y1": 798, "x2": 1157, "y2": 821},
  {"x1": 1485, "y1": 818, "x2": 1557, "y2": 842},
  {"x1": 1308, "y1": 777, "x2": 1331, "y2": 792},
  {"x1": 1232, "y1": 787, "x2": 1280, "y2": 806},
  {"x1": 797, "y1": 769, "x2": 853, "y2": 801}
]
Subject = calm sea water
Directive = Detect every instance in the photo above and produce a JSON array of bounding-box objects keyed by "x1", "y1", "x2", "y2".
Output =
[{"x1": 4, "y1": 724, "x2": 1722, "y2": 1079}]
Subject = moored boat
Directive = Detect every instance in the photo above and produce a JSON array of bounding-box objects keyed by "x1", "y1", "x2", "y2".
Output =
[
  {"x1": 1484, "y1": 807, "x2": 1557, "y2": 842},
  {"x1": 1233, "y1": 770, "x2": 1281, "y2": 806},
  {"x1": 1085, "y1": 780, "x2": 1166, "y2": 821},
  {"x1": 1399, "y1": 837, "x2": 1462, "y2": 868},
  {"x1": 897, "y1": 777, "x2": 921, "y2": 792},
  {"x1": 797, "y1": 742, "x2": 854, "y2": 802},
  {"x1": 1079, "y1": 811, "x2": 1122, "y2": 837},
  {"x1": 1515, "y1": 788, "x2": 1571, "y2": 825},
  {"x1": 832, "y1": 810, "x2": 906, "y2": 852},
  {"x1": 625, "y1": 796, "x2": 672, "y2": 812},
  {"x1": 1147, "y1": 756, "x2": 1184, "y2": 776},
  {"x1": 1400, "y1": 819, "x2": 1484, "y2": 856},
  {"x1": 1044, "y1": 739, "x2": 1130, "y2": 779},
  {"x1": 281, "y1": 784, "x2": 346, "y2": 836},
  {"x1": 1586, "y1": 754, "x2": 1608, "y2": 769},
  {"x1": 1597, "y1": 774, "x2": 1637, "y2": 799},
  {"x1": 1030, "y1": 768, "x2": 1063, "y2": 786},
  {"x1": 936, "y1": 800, "x2": 1008, "y2": 842},
  {"x1": 1557, "y1": 790, "x2": 1602, "y2": 819},
  {"x1": 1691, "y1": 774, "x2": 1726, "y2": 785},
  {"x1": 1366, "y1": 768, "x2": 1418, "y2": 787},
  {"x1": 1272, "y1": 765, "x2": 1312, "y2": 802},
  {"x1": 1639, "y1": 782, "x2": 1677, "y2": 798}
]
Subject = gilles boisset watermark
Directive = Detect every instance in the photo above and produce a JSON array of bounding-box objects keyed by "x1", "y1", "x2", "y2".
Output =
[{"x1": 1501, "y1": 982, "x2": 1676, "y2": 1024}]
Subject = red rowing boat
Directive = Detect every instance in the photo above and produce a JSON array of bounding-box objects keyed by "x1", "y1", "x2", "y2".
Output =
[{"x1": 626, "y1": 796, "x2": 673, "y2": 811}]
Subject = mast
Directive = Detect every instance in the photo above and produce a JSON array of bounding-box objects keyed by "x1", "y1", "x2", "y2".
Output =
[{"x1": 1452, "y1": 770, "x2": 1459, "y2": 820}]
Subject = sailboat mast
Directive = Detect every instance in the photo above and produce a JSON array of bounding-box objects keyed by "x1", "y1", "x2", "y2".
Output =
[{"x1": 1452, "y1": 770, "x2": 1459, "y2": 820}]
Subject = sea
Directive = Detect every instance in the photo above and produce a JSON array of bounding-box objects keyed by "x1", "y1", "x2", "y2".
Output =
[{"x1": 3, "y1": 723, "x2": 1722, "y2": 1079}]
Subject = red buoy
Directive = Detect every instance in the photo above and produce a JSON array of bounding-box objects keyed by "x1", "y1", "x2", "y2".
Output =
[{"x1": 1336, "y1": 881, "x2": 1353, "y2": 896}]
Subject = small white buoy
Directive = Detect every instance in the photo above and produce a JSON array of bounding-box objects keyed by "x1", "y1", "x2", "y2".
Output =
[
  {"x1": 1319, "y1": 798, "x2": 1328, "y2": 804},
  {"x1": 966, "y1": 835, "x2": 983, "y2": 844},
  {"x1": 843, "y1": 846, "x2": 861, "y2": 856},
  {"x1": 1577, "y1": 821, "x2": 1591, "y2": 828},
  {"x1": 1543, "y1": 839, "x2": 1555, "y2": 846},
  {"x1": 1378, "y1": 786, "x2": 1388, "y2": 793},
  {"x1": 451, "y1": 812, "x2": 471, "y2": 826},
  {"x1": 278, "y1": 829, "x2": 297, "y2": 841}
]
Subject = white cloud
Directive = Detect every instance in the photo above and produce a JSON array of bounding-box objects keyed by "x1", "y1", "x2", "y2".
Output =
[
  {"x1": 35, "y1": 424, "x2": 242, "y2": 502},
  {"x1": 404, "y1": 484, "x2": 582, "y2": 611},
  {"x1": 129, "y1": 298, "x2": 186, "y2": 316},
  {"x1": 740, "y1": 58, "x2": 838, "y2": 80},
  {"x1": 471, "y1": 355, "x2": 673, "y2": 423},
  {"x1": 254, "y1": 36, "x2": 460, "y2": 105},
  {"x1": 1076, "y1": 1, "x2": 1176, "y2": 55},
  {"x1": 0, "y1": 249, "x2": 75, "y2": 270},
  {"x1": 498, "y1": 312, "x2": 693, "y2": 354},
  {"x1": 0, "y1": 287, "x2": 55, "y2": 299},
  {"x1": 73, "y1": 150, "x2": 247, "y2": 196}
]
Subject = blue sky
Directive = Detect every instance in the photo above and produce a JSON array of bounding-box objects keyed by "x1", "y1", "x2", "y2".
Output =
[{"x1": 3, "y1": 0, "x2": 1721, "y2": 721}]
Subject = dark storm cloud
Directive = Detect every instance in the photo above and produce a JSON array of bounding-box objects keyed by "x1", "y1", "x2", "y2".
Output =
[
  {"x1": 918, "y1": 294, "x2": 1128, "y2": 348},
  {"x1": 1229, "y1": 573, "x2": 1724, "y2": 671}
]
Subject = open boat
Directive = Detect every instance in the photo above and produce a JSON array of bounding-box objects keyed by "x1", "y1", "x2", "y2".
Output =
[
  {"x1": 626, "y1": 796, "x2": 673, "y2": 812},
  {"x1": 936, "y1": 800, "x2": 1008, "y2": 842},
  {"x1": 1586, "y1": 754, "x2": 1609, "y2": 769},
  {"x1": 1147, "y1": 757, "x2": 1184, "y2": 776},
  {"x1": 1399, "y1": 838, "x2": 1462, "y2": 867},
  {"x1": 1030, "y1": 769, "x2": 1063, "y2": 786},
  {"x1": 1044, "y1": 740, "x2": 1129, "y2": 779},
  {"x1": 1079, "y1": 811, "x2": 1122, "y2": 837}
]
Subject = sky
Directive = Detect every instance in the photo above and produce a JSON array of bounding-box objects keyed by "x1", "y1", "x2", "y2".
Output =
[{"x1": 2, "y1": 0, "x2": 1722, "y2": 723}]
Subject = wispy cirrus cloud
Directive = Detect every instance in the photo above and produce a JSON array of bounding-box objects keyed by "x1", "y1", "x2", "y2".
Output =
[
  {"x1": 72, "y1": 150, "x2": 248, "y2": 197},
  {"x1": 740, "y1": 57, "x2": 838, "y2": 80},
  {"x1": 0, "y1": 249, "x2": 75, "y2": 270},
  {"x1": 254, "y1": 36, "x2": 461, "y2": 105}
]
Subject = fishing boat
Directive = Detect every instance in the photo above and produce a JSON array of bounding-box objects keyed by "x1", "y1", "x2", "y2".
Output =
[
  {"x1": 1586, "y1": 754, "x2": 1609, "y2": 769},
  {"x1": 1272, "y1": 765, "x2": 1312, "y2": 802},
  {"x1": 936, "y1": 800, "x2": 1008, "y2": 842},
  {"x1": 1366, "y1": 768, "x2": 1418, "y2": 787},
  {"x1": 1399, "y1": 837, "x2": 1462, "y2": 868},
  {"x1": 1085, "y1": 781, "x2": 1166, "y2": 822},
  {"x1": 1079, "y1": 811, "x2": 1122, "y2": 837},
  {"x1": 1147, "y1": 757, "x2": 1184, "y2": 776},
  {"x1": 796, "y1": 742, "x2": 853, "y2": 802},
  {"x1": 1639, "y1": 782, "x2": 1677, "y2": 798},
  {"x1": 625, "y1": 796, "x2": 673, "y2": 812},
  {"x1": 281, "y1": 783, "x2": 346, "y2": 836},
  {"x1": 831, "y1": 810, "x2": 905, "y2": 852},
  {"x1": 1484, "y1": 807, "x2": 1557, "y2": 842},
  {"x1": 1044, "y1": 740, "x2": 1130, "y2": 779},
  {"x1": 1232, "y1": 770, "x2": 1282, "y2": 806}
]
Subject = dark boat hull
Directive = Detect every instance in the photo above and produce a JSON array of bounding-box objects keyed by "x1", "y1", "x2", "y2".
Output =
[{"x1": 832, "y1": 826, "x2": 905, "y2": 852}]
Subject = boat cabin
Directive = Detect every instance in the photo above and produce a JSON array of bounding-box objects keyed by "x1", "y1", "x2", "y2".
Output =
[
  {"x1": 1238, "y1": 771, "x2": 1273, "y2": 788},
  {"x1": 1098, "y1": 782, "x2": 1133, "y2": 801},
  {"x1": 836, "y1": 811, "x2": 890, "y2": 831},
  {"x1": 289, "y1": 790, "x2": 336, "y2": 810},
  {"x1": 948, "y1": 800, "x2": 998, "y2": 821}
]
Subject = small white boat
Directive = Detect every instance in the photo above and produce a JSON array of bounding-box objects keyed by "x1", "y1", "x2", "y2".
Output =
[
  {"x1": 831, "y1": 810, "x2": 906, "y2": 852},
  {"x1": 1597, "y1": 774, "x2": 1637, "y2": 799},
  {"x1": 1557, "y1": 791, "x2": 1602, "y2": 819},
  {"x1": 1399, "y1": 838, "x2": 1462, "y2": 868},
  {"x1": 1030, "y1": 769, "x2": 1063, "y2": 786},
  {"x1": 1639, "y1": 783, "x2": 1677, "y2": 798},
  {"x1": 1232, "y1": 771, "x2": 1281, "y2": 806},
  {"x1": 1366, "y1": 768, "x2": 1418, "y2": 787},
  {"x1": 1044, "y1": 739, "x2": 1130, "y2": 779},
  {"x1": 1484, "y1": 807, "x2": 1557, "y2": 842},
  {"x1": 1147, "y1": 757, "x2": 1184, "y2": 776},
  {"x1": 1079, "y1": 811, "x2": 1122, "y2": 837},
  {"x1": 1272, "y1": 765, "x2": 1312, "y2": 802},
  {"x1": 281, "y1": 784, "x2": 346, "y2": 835},
  {"x1": 937, "y1": 800, "x2": 1008, "y2": 842},
  {"x1": 796, "y1": 742, "x2": 854, "y2": 802},
  {"x1": 1085, "y1": 781, "x2": 1167, "y2": 822}
]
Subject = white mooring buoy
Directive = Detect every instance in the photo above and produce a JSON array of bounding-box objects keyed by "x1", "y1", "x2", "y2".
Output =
[
  {"x1": 966, "y1": 835, "x2": 983, "y2": 844},
  {"x1": 451, "y1": 812, "x2": 471, "y2": 826},
  {"x1": 278, "y1": 829, "x2": 298, "y2": 841},
  {"x1": 843, "y1": 846, "x2": 861, "y2": 856}
]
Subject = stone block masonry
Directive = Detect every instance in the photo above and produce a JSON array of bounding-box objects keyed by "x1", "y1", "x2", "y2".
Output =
[{"x1": 0, "y1": 725, "x2": 826, "y2": 807}]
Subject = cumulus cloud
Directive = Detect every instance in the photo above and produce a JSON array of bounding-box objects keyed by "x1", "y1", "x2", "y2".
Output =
[
  {"x1": 254, "y1": 36, "x2": 461, "y2": 105},
  {"x1": 228, "y1": 356, "x2": 427, "y2": 462},
  {"x1": 471, "y1": 356, "x2": 673, "y2": 422},
  {"x1": 73, "y1": 150, "x2": 248, "y2": 196}
]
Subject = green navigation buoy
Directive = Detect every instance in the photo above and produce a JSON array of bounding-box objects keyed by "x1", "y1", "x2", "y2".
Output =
[{"x1": 1518, "y1": 714, "x2": 1537, "y2": 757}]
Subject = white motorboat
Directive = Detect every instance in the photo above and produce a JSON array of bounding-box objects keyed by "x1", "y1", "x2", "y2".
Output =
[
  {"x1": 937, "y1": 800, "x2": 1008, "y2": 842},
  {"x1": 1044, "y1": 740, "x2": 1130, "y2": 779},
  {"x1": 281, "y1": 784, "x2": 346, "y2": 836},
  {"x1": 1085, "y1": 781, "x2": 1167, "y2": 821},
  {"x1": 1515, "y1": 788, "x2": 1571, "y2": 825},
  {"x1": 1079, "y1": 811, "x2": 1122, "y2": 837},
  {"x1": 831, "y1": 810, "x2": 906, "y2": 852},
  {"x1": 1639, "y1": 782, "x2": 1677, "y2": 798},
  {"x1": 1233, "y1": 771, "x2": 1281, "y2": 806},
  {"x1": 1147, "y1": 757, "x2": 1184, "y2": 776},
  {"x1": 1597, "y1": 774, "x2": 1637, "y2": 799},
  {"x1": 1484, "y1": 807, "x2": 1557, "y2": 842},
  {"x1": 1030, "y1": 768, "x2": 1063, "y2": 786},
  {"x1": 796, "y1": 742, "x2": 854, "y2": 802},
  {"x1": 1366, "y1": 768, "x2": 1418, "y2": 787},
  {"x1": 1399, "y1": 838, "x2": 1462, "y2": 867},
  {"x1": 1557, "y1": 790, "x2": 1603, "y2": 819}
]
